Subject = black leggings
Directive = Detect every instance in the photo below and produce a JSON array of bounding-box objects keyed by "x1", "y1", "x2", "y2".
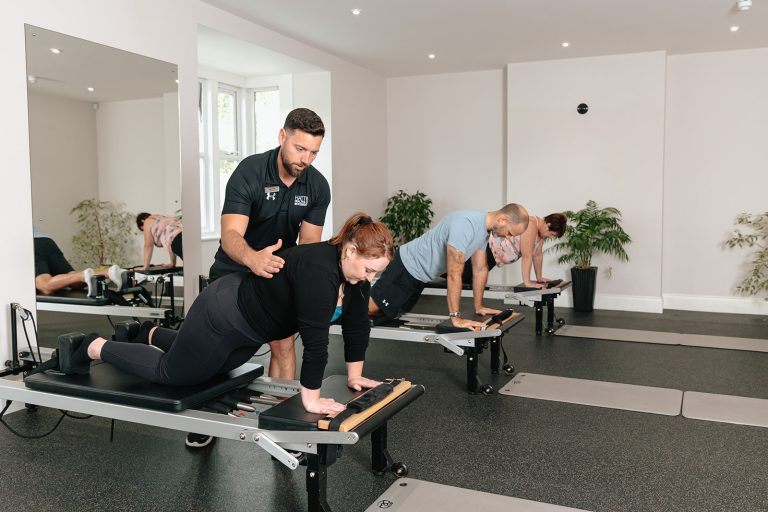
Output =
[{"x1": 100, "y1": 273, "x2": 265, "y2": 386}]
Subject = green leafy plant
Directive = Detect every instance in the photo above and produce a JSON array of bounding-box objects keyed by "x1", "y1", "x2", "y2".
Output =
[
  {"x1": 70, "y1": 198, "x2": 134, "y2": 268},
  {"x1": 725, "y1": 212, "x2": 768, "y2": 299},
  {"x1": 380, "y1": 190, "x2": 434, "y2": 246},
  {"x1": 551, "y1": 200, "x2": 631, "y2": 270}
]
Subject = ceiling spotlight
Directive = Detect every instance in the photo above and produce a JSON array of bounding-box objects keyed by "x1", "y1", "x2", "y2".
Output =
[
  {"x1": 737, "y1": 0, "x2": 752, "y2": 10},
  {"x1": 49, "y1": 48, "x2": 61, "y2": 54},
  {"x1": 175, "y1": 79, "x2": 179, "y2": 83},
  {"x1": 428, "y1": 54, "x2": 436, "y2": 60},
  {"x1": 27, "y1": 74, "x2": 37, "y2": 84},
  {"x1": 87, "y1": 87, "x2": 94, "y2": 92},
  {"x1": 351, "y1": 8, "x2": 361, "y2": 15},
  {"x1": 730, "y1": 25, "x2": 740, "y2": 31},
  {"x1": 562, "y1": 41, "x2": 570, "y2": 48}
]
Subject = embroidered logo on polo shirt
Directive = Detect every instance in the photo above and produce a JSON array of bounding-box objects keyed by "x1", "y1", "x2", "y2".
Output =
[
  {"x1": 264, "y1": 186, "x2": 279, "y2": 201},
  {"x1": 294, "y1": 195, "x2": 309, "y2": 206}
]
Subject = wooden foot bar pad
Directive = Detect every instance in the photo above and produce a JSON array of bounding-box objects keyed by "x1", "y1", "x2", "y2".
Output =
[{"x1": 318, "y1": 380, "x2": 412, "y2": 432}]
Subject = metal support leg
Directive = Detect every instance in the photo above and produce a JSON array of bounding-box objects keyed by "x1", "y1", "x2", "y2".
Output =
[
  {"x1": 534, "y1": 301, "x2": 544, "y2": 335},
  {"x1": 546, "y1": 296, "x2": 555, "y2": 333},
  {"x1": 306, "y1": 445, "x2": 332, "y2": 512},
  {"x1": 490, "y1": 336, "x2": 500, "y2": 374},
  {"x1": 466, "y1": 347, "x2": 480, "y2": 393},
  {"x1": 371, "y1": 422, "x2": 390, "y2": 475}
]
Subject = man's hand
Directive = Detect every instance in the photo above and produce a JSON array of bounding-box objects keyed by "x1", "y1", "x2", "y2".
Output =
[
  {"x1": 348, "y1": 375, "x2": 381, "y2": 392},
  {"x1": 475, "y1": 306, "x2": 502, "y2": 316},
  {"x1": 451, "y1": 316, "x2": 488, "y2": 331},
  {"x1": 303, "y1": 396, "x2": 347, "y2": 415},
  {"x1": 248, "y1": 239, "x2": 285, "y2": 278}
]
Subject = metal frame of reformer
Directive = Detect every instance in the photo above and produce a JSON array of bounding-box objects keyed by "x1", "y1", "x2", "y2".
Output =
[
  {"x1": 36, "y1": 301, "x2": 175, "y2": 321},
  {"x1": 503, "y1": 282, "x2": 571, "y2": 335},
  {"x1": 331, "y1": 312, "x2": 523, "y2": 394},
  {"x1": 0, "y1": 373, "x2": 415, "y2": 512}
]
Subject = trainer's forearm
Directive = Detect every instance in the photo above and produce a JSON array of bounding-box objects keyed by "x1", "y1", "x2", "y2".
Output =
[{"x1": 221, "y1": 229, "x2": 258, "y2": 268}]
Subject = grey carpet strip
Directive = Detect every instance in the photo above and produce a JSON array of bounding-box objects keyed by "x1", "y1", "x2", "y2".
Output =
[
  {"x1": 498, "y1": 373, "x2": 682, "y2": 416},
  {"x1": 555, "y1": 325, "x2": 768, "y2": 353},
  {"x1": 682, "y1": 391, "x2": 768, "y2": 428},
  {"x1": 365, "y1": 478, "x2": 592, "y2": 512}
]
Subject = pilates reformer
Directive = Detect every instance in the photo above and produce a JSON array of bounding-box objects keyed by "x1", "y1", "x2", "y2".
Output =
[
  {"x1": 0, "y1": 312, "x2": 423, "y2": 512},
  {"x1": 503, "y1": 280, "x2": 571, "y2": 335},
  {"x1": 36, "y1": 268, "x2": 180, "y2": 326},
  {"x1": 332, "y1": 309, "x2": 523, "y2": 395}
]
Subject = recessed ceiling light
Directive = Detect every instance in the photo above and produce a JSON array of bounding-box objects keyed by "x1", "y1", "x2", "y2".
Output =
[
  {"x1": 50, "y1": 48, "x2": 61, "y2": 54},
  {"x1": 730, "y1": 25, "x2": 740, "y2": 32},
  {"x1": 87, "y1": 87, "x2": 94, "y2": 92},
  {"x1": 351, "y1": 8, "x2": 361, "y2": 15},
  {"x1": 428, "y1": 54, "x2": 436, "y2": 60},
  {"x1": 175, "y1": 79, "x2": 179, "y2": 83},
  {"x1": 737, "y1": 0, "x2": 752, "y2": 11},
  {"x1": 562, "y1": 41, "x2": 570, "y2": 48}
]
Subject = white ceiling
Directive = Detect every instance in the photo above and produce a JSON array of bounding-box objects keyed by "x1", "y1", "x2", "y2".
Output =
[
  {"x1": 25, "y1": 25, "x2": 178, "y2": 103},
  {"x1": 198, "y1": 25, "x2": 322, "y2": 77},
  {"x1": 202, "y1": 0, "x2": 768, "y2": 77}
]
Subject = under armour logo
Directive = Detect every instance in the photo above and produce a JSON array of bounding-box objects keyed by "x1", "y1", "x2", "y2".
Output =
[
  {"x1": 265, "y1": 192, "x2": 277, "y2": 200},
  {"x1": 377, "y1": 500, "x2": 393, "y2": 509},
  {"x1": 382, "y1": 299, "x2": 390, "y2": 307}
]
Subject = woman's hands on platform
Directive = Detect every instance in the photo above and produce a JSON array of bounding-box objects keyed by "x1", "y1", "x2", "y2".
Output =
[
  {"x1": 303, "y1": 396, "x2": 347, "y2": 415},
  {"x1": 348, "y1": 375, "x2": 381, "y2": 392}
]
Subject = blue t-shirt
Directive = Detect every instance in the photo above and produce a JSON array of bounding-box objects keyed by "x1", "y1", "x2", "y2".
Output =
[{"x1": 399, "y1": 210, "x2": 488, "y2": 282}]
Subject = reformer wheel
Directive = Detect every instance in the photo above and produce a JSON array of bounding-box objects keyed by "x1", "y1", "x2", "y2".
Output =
[
  {"x1": 391, "y1": 462, "x2": 408, "y2": 478},
  {"x1": 557, "y1": 318, "x2": 566, "y2": 326},
  {"x1": 503, "y1": 364, "x2": 515, "y2": 375},
  {"x1": 481, "y1": 384, "x2": 494, "y2": 395},
  {"x1": 546, "y1": 327, "x2": 555, "y2": 334},
  {"x1": 24, "y1": 403, "x2": 38, "y2": 413}
]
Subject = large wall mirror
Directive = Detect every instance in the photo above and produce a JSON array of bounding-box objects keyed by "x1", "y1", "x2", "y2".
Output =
[{"x1": 26, "y1": 25, "x2": 181, "y2": 336}]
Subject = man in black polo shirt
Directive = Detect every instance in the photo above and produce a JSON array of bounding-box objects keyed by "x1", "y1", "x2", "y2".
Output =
[{"x1": 188, "y1": 108, "x2": 330, "y2": 448}]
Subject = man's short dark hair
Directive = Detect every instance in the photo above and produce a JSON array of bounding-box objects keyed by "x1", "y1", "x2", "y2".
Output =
[{"x1": 284, "y1": 108, "x2": 325, "y2": 137}]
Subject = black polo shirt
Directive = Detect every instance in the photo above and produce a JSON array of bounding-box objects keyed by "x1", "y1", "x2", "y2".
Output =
[{"x1": 213, "y1": 146, "x2": 331, "y2": 273}]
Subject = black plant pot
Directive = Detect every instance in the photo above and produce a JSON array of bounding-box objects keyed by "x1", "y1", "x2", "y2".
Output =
[{"x1": 571, "y1": 266, "x2": 597, "y2": 312}]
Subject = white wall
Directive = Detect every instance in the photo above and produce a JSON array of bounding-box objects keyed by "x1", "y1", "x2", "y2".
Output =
[
  {"x1": 506, "y1": 52, "x2": 667, "y2": 312},
  {"x1": 28, "y1": 91, "x2": 99, "y2": 261},
  {"x1": 294, "y1": 71, "x2": 333, "y2": 239},
  {"x1": 387, "y1": 70, "x2": 505, "y2": 221},
  {"x1": 663, "y1": 48, "x2": 768, "y2": 314}
]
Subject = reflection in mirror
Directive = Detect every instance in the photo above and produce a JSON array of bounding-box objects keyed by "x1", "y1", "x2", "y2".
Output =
[{"x1": 26, "y1": 25, "x2": 182, "y2": 339}]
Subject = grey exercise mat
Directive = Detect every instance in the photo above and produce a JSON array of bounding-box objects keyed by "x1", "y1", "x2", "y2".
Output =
[
  {"x1": 682, "y1": 391, "x2": 768, "y2": 428},
  {"x1": 555, "y1": 325, "x2": 768, "y2": 353},
  {"x1": 555, "y1": 325, "x2": 678, "y2": 345},
  {"x1": 365, "y1": 478, "x2": 591, "y2": 512},
  {"x1": 499, "y1": 373, "x2": 682, "y2": 416}
]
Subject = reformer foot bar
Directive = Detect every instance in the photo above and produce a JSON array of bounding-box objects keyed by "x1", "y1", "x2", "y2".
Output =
[
  {"x1": 503, "y1": 280, "x2": 571, "y2": 335},
  {"x1": 0, "y1": 363, "x2": 423, "y2": 512},
  {"x1": 332, "y1": 310, "x2": 523, "y2": 394}
]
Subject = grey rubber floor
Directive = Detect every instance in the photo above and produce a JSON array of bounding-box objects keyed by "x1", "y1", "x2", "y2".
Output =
[{"x1": 0, "y1": 299, "x2": 767, "y2": 511}]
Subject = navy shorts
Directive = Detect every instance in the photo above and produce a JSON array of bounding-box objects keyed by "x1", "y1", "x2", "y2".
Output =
[{"x1": 370, "y1": 250, "x2": 425, "y2": 319}]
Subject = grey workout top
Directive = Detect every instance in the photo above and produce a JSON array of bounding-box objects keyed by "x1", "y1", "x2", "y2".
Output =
[{"x1": 399, "y1": 210, "x2": 489, "y2": 282}]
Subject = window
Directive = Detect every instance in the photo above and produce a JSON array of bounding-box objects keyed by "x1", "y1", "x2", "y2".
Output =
[{"x1": 198, "y1": 78, "x2": 281, "y2": 238}]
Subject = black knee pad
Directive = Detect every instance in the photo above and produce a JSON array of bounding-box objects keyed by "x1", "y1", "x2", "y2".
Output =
[
  {"x1": 58, "y1": 332, "x2": 89, "y2": 375},
  {"x1": 114, "y1": 320, "x2": 140, "y2": 342}
]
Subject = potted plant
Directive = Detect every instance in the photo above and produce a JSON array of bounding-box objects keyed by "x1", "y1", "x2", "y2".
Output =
[
  {"x1": 379, "y1": 189, "x2": 434, "y2": 247},
  {"x1": 725, "y1": 211, "x2": 768, "y2": 299},
  {"x1": 70, "y1": 198, "x2": 135, "y2": 268},
  {"x1": 551, "y1": 200, "x2": 631, "y2": 311}
]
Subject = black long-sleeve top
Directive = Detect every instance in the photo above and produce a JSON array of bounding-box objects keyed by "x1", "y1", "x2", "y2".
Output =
[{"x1": 237, "y1": 242, "x2": 371, "y2": 389}]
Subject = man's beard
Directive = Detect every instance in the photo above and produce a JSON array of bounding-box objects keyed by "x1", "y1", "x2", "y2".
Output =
[{"x1": 281, "y1": 154, "x2": 305, "y2": 178}]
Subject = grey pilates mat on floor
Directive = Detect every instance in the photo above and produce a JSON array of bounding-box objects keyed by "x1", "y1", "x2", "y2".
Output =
[
  {"x1": 682, "y1": 391, "x2": 768, "y2": 428},
  {"x1": 555, "y1": 325, "x2": 768, "y2": 353},
  {"x1": 365, "y1": 478, "x2": 591, "y2": 512},
  {"x1": 499, "y1": 373, "x2": 683, "y2": 416}
]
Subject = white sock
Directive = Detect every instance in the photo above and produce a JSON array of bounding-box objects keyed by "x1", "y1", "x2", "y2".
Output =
[
  {"x1": 83, "y1": 268, "x2": 95, "y2": 297},
  {"x1": 108, "y1": 264, "x2": 123, "y2": 290}
]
